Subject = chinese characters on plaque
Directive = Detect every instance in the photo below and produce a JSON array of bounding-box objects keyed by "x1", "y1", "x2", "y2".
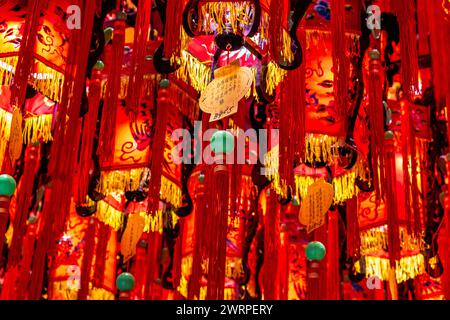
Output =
[{"x1": 199, "y1": 60, "x2": 253, "y2": 122}]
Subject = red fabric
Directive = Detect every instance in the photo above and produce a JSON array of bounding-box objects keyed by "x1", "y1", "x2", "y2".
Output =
[
  {"x1": 77, "y1": 70, "x2": 102, "y2": 202},
  {"x1": 331, "y1": 0, "x2": 349, "y2": 135},
  {"x1": 98, "y1": 19, "x2": 125, "y2": 164},
  {"x1": 8, "y1": 145, "x2": 39, "y2": 267},
  {"x1": 392, "y1": 0, "x2": 419, "y2": 99}
]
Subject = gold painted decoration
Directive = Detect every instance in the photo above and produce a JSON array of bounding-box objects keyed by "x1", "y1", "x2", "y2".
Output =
[
  {"x1": 299, "y1": 179, "x2": 334, "y2": 233},
  {"x1": 120, "y1": 213, "x2": 146, "y2": 262},
  {"x1": 199, "y1": 61, "x2": 253, "y2": 122},
  {"x1": 9, "y1": 107, "x2": 22, "y2": 163}
]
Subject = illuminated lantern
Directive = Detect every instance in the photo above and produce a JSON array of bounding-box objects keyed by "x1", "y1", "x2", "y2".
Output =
[
  {"x1": 211, "y1": 130, "x2": 235, "y2": 155},
  {"x1": 305, "y1": 241, "x2": 326, "y2": 261}
]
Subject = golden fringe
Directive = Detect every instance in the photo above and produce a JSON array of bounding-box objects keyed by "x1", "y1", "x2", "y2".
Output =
[
  {"x1": 0, "y1": 56, "x2": 17, "y2": 86},
  {"x1": 355, "y1": 254, "x2": 425, "y2": 284},
  {"x1": 360, "y1": 225, "x2": 423, "y2": 256},
  {"x1": 265, "y1": 61, "x2": 287, "y2": 97},
  {"x1": 305, "y1": 30, "x2": 360, "y2": 55},
  {"x1": 281, "y1": 30, "x2": 294, "y2": 64},
  {"x1": 96, "y1": 200, "x2": 125, "y2": 231},
  {"x1": 23, "y1": 114, "x2": 53, "y2": 144},
  {"x1": 160, "y1": 176, "x2": 183, "y2": 208},
  {"x1": 294, "y1": 169, "x2": 356, "y2": 204},
  {"x1": 198, "y1": 1, "x2": 254, "y2": 35},
  {"x1": 29, "y1": 60, "x2": 64, "y2": 103},
  {"x1": 177, "y1": 275, "x2": 236, "y2": 300},
  {"x1": 99, "y1": 168, "x2": 149, "y2": 195},
  {"x1": 50, "y1": 281, "x2": 114, "y2": 300},
  {"x1": 304, "y1": 133, "x2": 339, "y2": 164},
  {"x1": 116, "y1": 74, "x2": 157, "y2": 100},
  {"x1": 181, "y1": 256, "x2": 243, "y2": 280},
  {"x1": 175, "y1": 50, "x2": 211, "y2": 93},
  {"x1": 96, "y1": 199, "x2": 178, "y2": 233},
  {"x1": 98, "y1": 169, "x2": 182, "y2": 208},
  {"x1": 0, "y1": 107, "x2": 12, "y2": 166}
]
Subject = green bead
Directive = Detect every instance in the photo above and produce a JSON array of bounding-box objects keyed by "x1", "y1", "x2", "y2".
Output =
[
  {"x1": 93, "y1": 60, "x2": 105, "y2": 71},
  {"x1": 103, "y1": 27, "x2": 113, "y2": 44},
  {"x1": 160, "y1": 79, "x2": 170, "y2": 88},
  {"x1": 305, "y1": 241, "x2": 326, "y2": 261},
  {"x1": 384, "y1": 130, "x2": 395, "y2": 140},
  {"x1": 439, "y1": 191, "x2": 446, "y2": 207},
  {"x1": 210, "y1": 130, "x2": 235, "y2": 154},
  {"x1": 198, "y1": 173, "x2": 205, "y2": 183},
  {"x1": 0, "y1": 174, "x2": 16, "y2": 197},
  {"x1": 291, "y1": 196, "x2": 299, "y2": 206},
  {"x1": 116, "y1": 272, "x2": 135, "y2": 291},
  {"x1": 369, "y1": 49, "x2": 381, "y2": 60},
  {"x1": 28, "y1": 215, "x2": 38, "y2": 224},
  {"x1": 116, "y1": 11, "x2": 127, "y2": 20}
]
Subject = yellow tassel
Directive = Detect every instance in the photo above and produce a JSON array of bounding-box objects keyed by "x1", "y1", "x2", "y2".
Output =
[
  {"x1": 49, "y1": 281, "x2": 114, "y2": 300},
  {"x1": 355, "y1": 253, "x2": 425, "y2": 284},
  {"x1": 175, "y1": 50, "x2": 211, "y2": 93},
  {"x1": 96, "y1": 200, "x2": 125, "y2": 231},
  {"x1": 199, "y1": 2, "x2": 253, "y2": 35},
  {"x1": 265, "y1": 61, "x2": 287, "y2": 97},
  {"x1": 0, "y1": 107, "x2": 12, "y2": 166},
  {"x1": 294, "y1": 169, "x2": 357, "y2": 204},
  {"x1": 22, "y1": 113, "x2": 53, "y2": 144},
  {"x1": 304, "y1": 134, "x2": 339, "y2": 164},
  {"x1": 98, "y1": 168, "x2": 182, "y2": 209},
  {"x1": 0, "y1": 56, "x2": 17, "y2": 86},
  {"x1": 160, "y1": 175, "x2": 183, "y2": 208},
  {"x1": 29, "y1": 59, "x2": 64, "y2": 102}
]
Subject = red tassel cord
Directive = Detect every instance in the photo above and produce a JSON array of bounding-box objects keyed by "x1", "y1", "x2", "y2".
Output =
[
  {"x1": 307, "y1": 223, "x2": 327, "y2": 300},
  {"x1": 92, "y1": 222, "x2": 110, "y2": 290},
  {"x1": 10, "y1": 0, "x2": 43, "y2": 108},
  {"x1": 126, "y1": 0, "x2": 152, "y2": 117},
  {"x1": 367, "y1": 49, "x2": 386, "y2": 201},
  {"x1": 427, "y1": 0, "x2": 450, "y2": 111},
  {"x1": 263, "y1": 189, "x2": 280, "y2": 299},
  {"x1": 77, "y1": 68, "x2": 103, "y2": 202},
  {"x1": 14, "y1": 220, "x2": 37, "y2": 299},
  {"x1": 172, "y1": 219, "x2": 184, "y2": 298},
  {"x1": 0, "y1": 195, "x2": 11, "y2": 265},
  {"x1": 7, "y1": 145, "x2": 39, "y2": 267},
  {"x1": 345, "y1": 196, "x2": 360, "y2": 259},
  {"x1": 147, "y1": 85, "x2": 171, "y2": 216},
  {"x1": 77, "y1": 218, "x2": 96, "y2": 300},
  {"x1": 384, "y1": 134, "x2": 401, "y2": 266},
  {"x1": 163, "y1": 0, "x2": 185, "y2": 59},
  {"x1": 278, "y1": 218, "x2": 289, "y2": 300},
  {"x1": 188, "y1": 170, "x2": 208, "y2": 299},
  {"x1": 144, "y1": 230, "x2": 163, "y2": 299},
  {"x1": 331, "y1": 0, "x2": 349, "y2": 135},
  {"x1": 326, "y1": 210, "x2": 340, "y2": 300},
  {"x1": 205, "y1": 164, "x2": 229, "y2": 300},
  {"x1": 132, "y1": 233, "x2": 149, "y2": 300},
  {"x1": 269, "y1": 0, "x2": 288, "y2": 63},
  {"x1": 98, "y1": 17, "x2": 125, "y2": 165},
  {"x1": 392, "y1": 0, "x2": 419, "y2": 99}
]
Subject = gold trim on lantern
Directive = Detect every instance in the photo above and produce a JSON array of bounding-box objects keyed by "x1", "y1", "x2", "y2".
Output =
[
  {"x1": 29, "y1": 59, "x2": 64, "y2": 103},
  {"x1": 354, "y1": 253, "x2": 425, "y2": 284},
  {"x1": 23, "y1": 113, "x2": 53, "y2": 144},
  {"x1": 304, "y1": 133, "x2": 339, "y2": 164},
  {"x1": 50, "y1": 281, "x2": 114, "y2": 300},
  {"x1": 360, "y1": 225, "x2": 424, "y2": 256},
  {"x1": 265, "y1": 61, "x2": 287, "y2": 97},
  {"x1": 294, "y1": 169, "x2": 357, "y2": 204},
  {"x1": 175, "y1": 50, "x2": 211, "y2": 93},
  {"x1": 0, "y1": 107, "x2": 12, "y2": 166},
  {"x1": 0, "y1": 56, "x2": 17, "y2": 86}
]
